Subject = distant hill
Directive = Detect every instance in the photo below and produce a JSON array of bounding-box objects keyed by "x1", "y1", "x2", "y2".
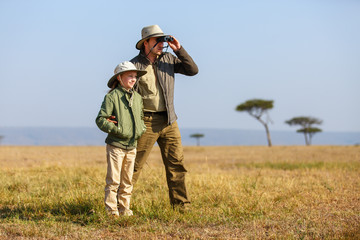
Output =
[{"x1": 0, "y1": 127, "x2": 359, "y2": 146}]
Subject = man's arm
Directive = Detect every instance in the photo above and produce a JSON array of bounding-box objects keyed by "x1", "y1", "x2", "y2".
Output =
[
  {"x1": 173, "y1": 46, "x2": 199, "y2": 76},
  {"x1": 167, "y1": 36, "x2": 198, "y2": 76}
]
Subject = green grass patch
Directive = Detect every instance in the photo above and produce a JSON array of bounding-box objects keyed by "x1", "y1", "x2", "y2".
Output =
[{"x1": 254, "y1": 161, "x2": 325, "y2": 170}]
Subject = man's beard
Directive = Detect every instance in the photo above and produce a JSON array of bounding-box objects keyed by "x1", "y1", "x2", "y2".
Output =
[{"x1": 151, "y1": 47, "x2": 162, "y2": 56}]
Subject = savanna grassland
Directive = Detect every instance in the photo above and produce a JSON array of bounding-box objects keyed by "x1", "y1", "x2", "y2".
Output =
[{"x1": 0, "y1": 145, "x2": 359, "y2": 239}]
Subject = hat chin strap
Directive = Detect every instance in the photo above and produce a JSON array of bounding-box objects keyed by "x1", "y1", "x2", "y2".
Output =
[
  {"x1": 118, "y1": 75, "x2": 134, "y2": 107},
  {"x1": 145, "y1": 41, "x2": 169, "y2": 59},
  {"x1": 145, "y1": 41, "x2": 159, "y2": 58},
  {"x1": 117, "y1": 75, "x2": 125, "y2": 88}
]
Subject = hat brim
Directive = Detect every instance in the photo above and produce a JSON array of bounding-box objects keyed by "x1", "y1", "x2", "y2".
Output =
[
  {"x1": 135, "y1": 33, "x2": 166, "y2": 50},
  {"x1": 107, "y1": 69, "x2": 147, "y2": 88}
]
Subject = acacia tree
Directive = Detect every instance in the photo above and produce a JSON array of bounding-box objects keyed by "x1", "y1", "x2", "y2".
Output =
[
  {"x1": 236, "y1": 99, "x2": 274, "y2": 147},
  {"x1": 190, "y1": 133, "x2": 204, "y2": 146},
  {"x1": 285, "y1": 116, "x2": 322, "y2": 146}
]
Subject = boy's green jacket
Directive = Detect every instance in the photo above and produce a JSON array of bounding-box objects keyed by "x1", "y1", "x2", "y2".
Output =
[{"x1": 96, "y1": 86, "x2": 146, "y2": 149}]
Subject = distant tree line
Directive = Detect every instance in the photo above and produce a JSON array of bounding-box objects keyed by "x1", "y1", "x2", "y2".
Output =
[
  {"x1": 285, "y1": 117, "x2": 322, "y2": 146},
  {"x1": 190, "y1": 133, "x2": 204, "y2": 146},
  {"x1": 236, "y1": 98, "x2": 322, "y2": 146}
]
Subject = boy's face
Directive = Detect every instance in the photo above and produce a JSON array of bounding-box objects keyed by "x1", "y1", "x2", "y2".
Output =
[{"x1": 118, "y1": 71, "x2": 137, "y2": 90}]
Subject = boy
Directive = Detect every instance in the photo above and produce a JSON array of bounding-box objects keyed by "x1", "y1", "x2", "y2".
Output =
[{"x1": 96, "y1": 61, "x2": 146, "y2": 216}]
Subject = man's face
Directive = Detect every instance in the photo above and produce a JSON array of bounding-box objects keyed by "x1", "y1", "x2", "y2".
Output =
[
  {"x1": 118, "y1": 71, "x2": 137, "y2": 90},
  {"x1": 144, "y1": 37, "x2": 164, "y2": 57}
]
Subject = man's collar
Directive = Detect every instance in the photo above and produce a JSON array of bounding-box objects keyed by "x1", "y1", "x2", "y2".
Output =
[{"x1": 139, "y1": 51, "x2": 164, "y2": 64}]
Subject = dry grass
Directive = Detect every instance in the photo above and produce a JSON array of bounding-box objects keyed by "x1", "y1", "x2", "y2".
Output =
[{"x1": 0, "y1": 145, "x2": 359, "y2": 239}]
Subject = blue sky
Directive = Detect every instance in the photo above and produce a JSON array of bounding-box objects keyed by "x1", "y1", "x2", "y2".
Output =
[{"x1": 0, "y1": 0, "x2": 359, "y2": 132}]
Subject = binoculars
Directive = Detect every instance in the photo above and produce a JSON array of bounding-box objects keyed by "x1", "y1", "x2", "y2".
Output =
[{"x1": 157, "y1": 35, "x2": 174, "y2": 42}]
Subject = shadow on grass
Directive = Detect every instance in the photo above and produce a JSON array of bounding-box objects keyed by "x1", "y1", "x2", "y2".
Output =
[{"x1": 0, "y1": 199, "x2": 102, "y2": 226}]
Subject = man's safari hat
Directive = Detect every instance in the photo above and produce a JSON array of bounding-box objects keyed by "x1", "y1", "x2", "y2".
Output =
[
  {"x1": 136, "y1": 24, "x2": 166, "y2": 50},
  {"x1": 107, "y1": 61, "x2": 147, "y2": 88}
]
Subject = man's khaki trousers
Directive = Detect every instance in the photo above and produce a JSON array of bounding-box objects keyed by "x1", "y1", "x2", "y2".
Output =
[
  {"x1": 132, "y1": 113, "x2": 190, "y2": 206},
  {"x1": 104, "y1": 144, "x2": 136, "y2": 215}
]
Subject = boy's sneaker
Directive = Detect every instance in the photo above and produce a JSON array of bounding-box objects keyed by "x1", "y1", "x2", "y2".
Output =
[
  {"x1": 120, "y1": 209, "x2": 133, "y2": 216},
  {"x1": 107, "y1": 211, "x2": 120, "y2": 218}
]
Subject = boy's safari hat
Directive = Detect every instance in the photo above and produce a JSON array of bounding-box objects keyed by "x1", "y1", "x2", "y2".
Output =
[
  {"x1": 107, "y1": 61, "x2": 147, "y2": 88},
  {"x1": 136, "y1": 24, "x2": 166, "y2": 50}
]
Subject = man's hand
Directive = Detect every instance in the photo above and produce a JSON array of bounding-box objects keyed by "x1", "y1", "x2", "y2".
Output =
[
  {"x1": 167, "y1": 36, "x2": 181, "y2": 52},
  {"x1": 107, "y1": 116, "x2": 117, "y2": 124}
]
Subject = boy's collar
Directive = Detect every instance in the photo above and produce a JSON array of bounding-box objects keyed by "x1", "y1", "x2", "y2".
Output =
[{"x1": 117, "y1": 85, "x2": 133, "y2": 93}]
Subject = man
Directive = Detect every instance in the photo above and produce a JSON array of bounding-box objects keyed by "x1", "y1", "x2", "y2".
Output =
[{"x1": 130, "y1": 24, "x2": 198, "y2": 209}]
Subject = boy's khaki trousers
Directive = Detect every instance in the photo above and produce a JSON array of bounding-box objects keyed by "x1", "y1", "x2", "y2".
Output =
[{"x1": 104, "y1": 144, "x2": 136, "y2": 215}]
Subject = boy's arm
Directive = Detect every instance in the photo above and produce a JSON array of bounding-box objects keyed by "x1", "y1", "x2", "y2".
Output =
[{"x1": 95, "y1": 95, "x2": 119, "y2": 134}]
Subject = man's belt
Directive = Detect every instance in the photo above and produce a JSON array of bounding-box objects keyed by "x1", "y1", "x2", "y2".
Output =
[{"x1": 144, "y1": 111, "x2": 167, "y2": 116}]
